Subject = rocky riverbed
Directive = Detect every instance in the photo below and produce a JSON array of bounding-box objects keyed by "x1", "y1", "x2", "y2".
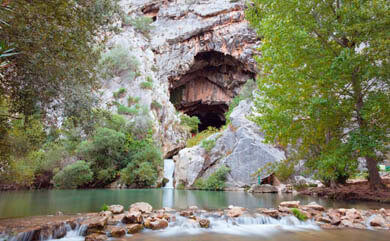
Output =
[{"x1": 1, "y1": 201, "x2": 390, "y2": 241}]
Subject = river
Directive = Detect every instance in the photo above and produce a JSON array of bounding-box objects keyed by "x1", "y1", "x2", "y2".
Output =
[{"x1": 1, "y1": 188, "x2": 390, "y2": 219}]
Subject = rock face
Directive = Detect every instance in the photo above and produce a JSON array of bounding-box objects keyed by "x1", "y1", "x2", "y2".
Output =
[
  {"x1": 174, "y1": 100, "x2": 285, "y2": 188},
  {"x1": 98, "y1": 0, "x2": 259, "y2": 158}
]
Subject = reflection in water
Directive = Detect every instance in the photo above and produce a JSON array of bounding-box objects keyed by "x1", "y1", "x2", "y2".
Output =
[
  {"x1": 162, "y1": 188, "x2": 174, "y2": 208},
  {"x1": 1, "y1": 189, "x2": 390, "y2": 219}
]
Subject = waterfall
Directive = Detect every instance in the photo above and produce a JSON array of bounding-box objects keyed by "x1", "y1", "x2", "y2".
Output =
[{"x1": 163, "y1": 159, "x2": 175, "y2": 188}]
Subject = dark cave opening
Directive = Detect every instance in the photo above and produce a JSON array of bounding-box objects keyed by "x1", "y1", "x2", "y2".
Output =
[
  {"x1": 169, "y1": 50, "x2": 254, "y2": 132},
  {"x1": 186, "y1": 103, "x2": 228, "y2": 132}
]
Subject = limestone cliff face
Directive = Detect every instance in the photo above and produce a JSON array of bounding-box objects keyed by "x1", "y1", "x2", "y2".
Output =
[
  {"x1": 173, "y1": 100, "x2": 286, "y2": 188},
  {"x1": 100, "y1": 0, "x2": 259, "y2": 157}
]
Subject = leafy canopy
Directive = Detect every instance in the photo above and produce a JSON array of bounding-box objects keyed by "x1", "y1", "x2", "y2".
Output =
[{"x1": 246, "y1": 0, "x2": 390, "y2": 186}]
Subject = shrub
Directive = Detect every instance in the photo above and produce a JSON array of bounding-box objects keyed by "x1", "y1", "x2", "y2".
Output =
[
  {"x1": 180, "y1": 114, "x2": 200, "y2": 133},
  {"x1": 253, "y1": 159, "x2": 296, "y2": 182},
  {"x1": 124, "y1": 16, "x2": 154, "y2": 34},
  {"x1": 201, "y1": 139, "x2": 216, "y2": 152},
  {"x1": 113, "y1": 88, "x2": 126, "y2": 99},
  {"x1": 140, "y1": 81, "x2": 153, "y2": 89},
  {"x1": 290, "y1": 208, "x2": 308, "y2": 221},
  {"x1": 76, "y1": 127, "x2": 127, "y2": 170},
  {"x1": 176, "y1": 183, "x2": 186, "y2": 190},
  {"x1": 151, "y1": 100, "x2": 162, "y2": 109},
  {"x1": 96, "y1": 168, "x2": 117, "y2": 186},
  {"x1": 101, "y1": 204, "x2": 109, "y2": 211},
  {"x1": 99, "y1": 45, "x2": 139, "y2": 78},
  {"x1": 187, "y1": 127, "x2": 219, "y2": 147},
  {"x1": 117, "y1": 104, "x2": 139, "y2": 115},
  {"x1": 127, "y1": 96, "x2": 140, "y2": 106},
  {"x1": 53, "y1": 161, "x2": 93, "y2": 189},
  {"x1": 194, "y1": 166, "x2": 230, "y2": 191},
  {"x1": 146, "y1": 76, "x2": 153, "y2": 82},
  {"x1": 120, "y1": 162, "x2": 157, "y2": 187}
]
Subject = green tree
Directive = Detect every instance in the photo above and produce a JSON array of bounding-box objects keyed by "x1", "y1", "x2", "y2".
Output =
[
  {"x1": 0, "y1": 0, "x2": 121, "y2": 116},
  {"x1": 53, "y1": 161, "x2": 93, "y2": 189},
  {"x1": 247, "y1": 0, "x2": 390, "y2": 189}
]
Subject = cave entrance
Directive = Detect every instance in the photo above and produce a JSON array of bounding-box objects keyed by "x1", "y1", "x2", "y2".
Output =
[
  {"x1": 169, "y1": 51, "x2": 255, "y2": 132},
  {"x1": 186, "y1": 103, "x2": 228, "y2": 132}
]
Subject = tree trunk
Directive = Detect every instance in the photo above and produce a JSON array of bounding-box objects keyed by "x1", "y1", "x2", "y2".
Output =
[{"x1": 366, "y1": 156, "x2": 385, "y2": 190}]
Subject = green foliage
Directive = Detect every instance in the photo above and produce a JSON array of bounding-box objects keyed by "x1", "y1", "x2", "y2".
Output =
[
  {"x1": 254, "y1": 159, "x2": 296, "y2": 182},
  {"x1": 146, "y1": 76, "x2": 153, "y2": 82},
  {"x1": 120, "y1": 162, "x2": 157, "y2": 187},
  {"x1": 117, "y1": 104, "x2": 139, "y2": 115},
  {"x1": 124, "y1": 16, "x2": 154, "y2": 34},
  {"x1": 151, "y1": 100, "x2": 163, "y2": 109},
  {"x1": 176, "y1": 183, "x2": 186, "y2": 190},
  {"x1": 180, "y1": 114, "x2": 200, "y2": 133},
  {"x1": 225, "y1": 79, "x2": 256, "y2": 123},
  {"x1": 113, "y1": 88, "x2": 126, "y2": 99},
  {"x1": 246, "y1": 0, "x2": 390, "y2": 187},
  {"x1": 99, "y1": 45, "x2": 140, "y2": 78},
  {"x1": 290, "y1": 208, "x2": 308, "y2": 221},
  {"x1": 195, "y1": 166, "x2": 230, "y2": 191},
  {"x1": 101, "y1": 204, "x2": 109, "y2": 212},
  {"x1": 140, "y1": 81, "x2": 153, "y2": 89},
  {"x1": 127, "y1": 96, "x2": 140, "y2": 106},
  {"x1": 0, "y1": 0, "x2": 121, "y2": 116},
  {"x1": 201, "y1": 139, "x2": 216, "y2": 152},
  {"x1": 53, "y1": 161, "x2": 93, "y2": 189},
  {"x1": 187, "y1": 127, "x2": 219, "y2": 148}
]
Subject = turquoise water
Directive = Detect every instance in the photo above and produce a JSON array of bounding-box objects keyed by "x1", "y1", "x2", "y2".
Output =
[{"x1": 1, "y1": 188, "x2": 389, "y2": 219}]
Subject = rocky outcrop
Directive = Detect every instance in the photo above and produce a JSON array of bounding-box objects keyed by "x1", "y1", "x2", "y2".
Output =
[
  {"x1": 174, "y1": 99, "x2": 286, "y2": 188},
  {"x1": 99, "y1": 0, "x2": 258, "y2": 157}
]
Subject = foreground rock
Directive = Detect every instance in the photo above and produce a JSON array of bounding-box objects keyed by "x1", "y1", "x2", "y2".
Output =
[
  {"x1": 130, "y1": 202, "x2": 153, "y2": 213},
  {"x1": 3, "y1": 201, "x2": 390, "y2": 240},
  {"x1": 109, "y1": 205, "x2": 124, "y2": 214}
]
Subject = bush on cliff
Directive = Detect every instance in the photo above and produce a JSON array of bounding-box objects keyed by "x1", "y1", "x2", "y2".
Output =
[
  {"x1": 195, "y1": 166, "x2": 230, "y2": 191},
  {"x1": 53, "y1": 161, "x2": 93, "y2": 189}
]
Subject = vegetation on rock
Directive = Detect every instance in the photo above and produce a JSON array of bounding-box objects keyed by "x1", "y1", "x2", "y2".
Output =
[
  {"x1": 180, "y1": 114, "x2": 201, "y2": 134},
  {"x1": 247, "y1": 0, "x2": 390, "y2": 189},
  {"x1": 186, "y1": 127, "x2": 219, "y2": 148},
  {"x1": 195, "y1": 166, "x2": 230, "y2": 191}
]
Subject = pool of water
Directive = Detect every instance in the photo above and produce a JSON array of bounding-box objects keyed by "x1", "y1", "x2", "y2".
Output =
[{"x1": 1, "y1": 188, "x2": 390, "y2": 219}]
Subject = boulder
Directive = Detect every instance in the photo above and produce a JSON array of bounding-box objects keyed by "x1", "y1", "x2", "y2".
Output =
[
  {"x1": 144, "y1": 218, "x2": 169, "y2": 230},
  {"x1": 227, "y1": 207, "x2": 245, "y2": 217},
  {"x1": 344, "y1": 209, "x2": 362, "y2": 222},
  {"x1": 305, "y1": 202, "x2": 325, "y2": 211},
  {"x1": 327, "y1": 209, "x2": 341, "y2": 225},
  {"x1": 85, "y1": 233, "x2": 108, "y2": 241},
  {"x1": 129, "y1": 202, "x2": 153, "y2": 213},
  {"x1": 294, "y1": 176, "x2": 324, "y2": 187},
  {"x1": 122, "y1": 211, "x2": 143, "y2": 224},
  {"x1": 248, "y1": 184, "x2": 278, "y2": 193},
  {"x1": 81, "y1": 216, "x2": 107, "y2": 230},
  {"x1": 99, "y1": 211, "x2": 112, "y2": 218},
  {"x1": 174, "y1": 100, "x2": 286, "y2": 188},
  {"x1": 370, "y1": 215, "x2": 385, "y2": 227},
  {"x1": 109, "y1": 205, "x2": 124, "y2": 214},
  {"x1": 105, "y1": 226, "x2": 126, "y2": 238},
  {"x1": 180, "y1": 210, "x2": 193, "y2": 217},
  {"x1": 317, "y1": 216, "x2": 332, "y2": 224},
  {"x1": 257, "y1": 208, "x2": 279, "y2": 218},
  {"x1": 108, "y1": 214, "x2": 125, "y2": 225},
  {"x1": 199, "y1": 219, "x2": 210, "y2": 228},
  {"x1": 126, "y1": 224, "x2": 143, "y2": 234},
  {"x1": 279, "y1": 201, "x2": 300, "y2": 208}
]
